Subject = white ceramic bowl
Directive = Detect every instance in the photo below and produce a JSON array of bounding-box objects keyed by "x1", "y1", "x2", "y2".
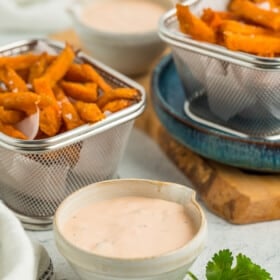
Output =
[
  {"x1": 54, "y1": 179, "x2": 207, "y2": 280},
  {"x1": 68, "y1": 0, "x2": 173, "y2": 76}
]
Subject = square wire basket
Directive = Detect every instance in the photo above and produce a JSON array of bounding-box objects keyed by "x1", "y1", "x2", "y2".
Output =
[
  {"x1": 159, "y1": 0, "x2": 280, "y2": 139},
  {"x1": 0, "y1": 39, "x2": 146, "y2": 230}
]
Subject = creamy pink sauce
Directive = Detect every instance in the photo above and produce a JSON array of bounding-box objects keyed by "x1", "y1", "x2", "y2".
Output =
[
  {"x1": 80, "y1": 0, "x2": 167, "y2": 33},
  {"x1": 62, "y1": 196, "x2": 196, "y2": 258}
]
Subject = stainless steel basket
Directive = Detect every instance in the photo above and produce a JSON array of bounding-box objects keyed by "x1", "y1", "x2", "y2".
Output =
[
  {"x1": 159, "y1": 0, "x2": 280, "y2": 139},
  {"x1": 0, "y1": 39, "x2": 146, "y2": 229}
]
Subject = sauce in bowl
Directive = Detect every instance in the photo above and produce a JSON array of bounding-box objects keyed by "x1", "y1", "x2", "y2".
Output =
[
  {"x1": 62, "y1": 196, "x2": 196, "y2": 259},
  {"x1": 80, "y1": 0, "x2": 167, "y2": 34}
]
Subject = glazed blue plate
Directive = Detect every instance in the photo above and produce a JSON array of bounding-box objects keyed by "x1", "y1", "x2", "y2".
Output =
[{"x1": 151, "y1": 55, "x2": 280, "y2": 172}]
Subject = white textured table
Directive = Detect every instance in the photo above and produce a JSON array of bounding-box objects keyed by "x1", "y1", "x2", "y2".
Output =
[{"x1": 28, "y1": 129, "x2": 280, "y2": 280}]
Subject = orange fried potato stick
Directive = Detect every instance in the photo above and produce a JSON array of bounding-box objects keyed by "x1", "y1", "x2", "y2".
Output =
[
  {"x1": 176, "y1": 4, "x2": 216, "y2": 43},
  {"x1": 33, "y1": 78, "x2": 58, "y2": 108},
  {"x1": 0, "y1": 53, "x2": 56, "y2": 70},
  {"x1": 39, "y1": 105, "x2": 62, "y2": 137},
  {"x1": 34, "y1": 79, "x2": 61, "y2": 136},
  {"x1": 28, "y1": 52, "x2": 49, "y2": 84},
  {"x1": 16, "y1": 69, "x2": 30, "y2": 82},
  {"x1": 220, "y1": 20, "x2": 270, "y2": 35},
  {"x1": 271, "y1": 0, "x2": 280, "y2": 6},
  {"x1": 32, "y1": 45, "x2": 75, "y2": 136},
  {"x1": 81, "y1": 64, "x2": 112, "y2": 92},
  {"x1": 97, "y1": 88, "x2": 141, "y2": 109},
  {"x1": 0, "y1": 121, "x2": 27, "y2": 139},
  {"x1": 223, "y1": 31, "x2": 280, "y2": 56},
  {"x1": 0, "y1": 54, "x2": 39, "y2": 70},
  {"x1": 0, "y1": 106, "x2": 25, "y2": 124},
  {"x1": 65, "y1": 63, "x2": 112, "y2": 92},
  {"x1": 41, "y1": 43, "x2": 75, "y2": 86},
  {"x1": 54, "y1": 86, "x2": 84, "y2": 130},
  {"x1": 102, "y1": 99, "x2": 133, "y2": 113},
  {"x1": 0, "y1": 92, "x2": 40, "y2": 115},
  {"x1": 60, "y1": 81, "x2": 98, "y2": 103},
  {"x1": 0, "y1": 66, "x2": 28, "y2": 92},
  {"x1": 64, "y1": 63, "x2": 85, "y2": 82},
  {"x1": 251, "y1": 0, "x2": 279, "y2": 8},
  {"x1": 201, "y1": 8, "x2": 238, "y2": 31},
  {"x1": 229, "y1": 0, "x2": 280, "y2": 31},
  {"x1": 220, "y1": 19, "x2": 280, "y2": 56},
  {"x1": 75, "y1": 101, "x2": 104, "y2": 123}
]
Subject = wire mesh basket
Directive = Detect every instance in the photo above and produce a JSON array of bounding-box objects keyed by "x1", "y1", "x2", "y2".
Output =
[
  {"x1": 0, "y1": 39, "x2": 146, "y2": 229},
  {"x1": 159, "y1": 0, "x2": 280, "y2": 139}
]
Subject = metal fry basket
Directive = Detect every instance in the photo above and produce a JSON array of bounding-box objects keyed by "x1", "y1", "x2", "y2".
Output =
[
  {"x1": 159, "y1": 0, "x2": 280, "y2": 139},
  {"x1": 0, "y1": 39, "x2": 146, "y2": 230}
]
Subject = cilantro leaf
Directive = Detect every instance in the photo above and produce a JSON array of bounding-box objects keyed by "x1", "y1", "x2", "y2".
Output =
[
  {"x1": 206, "y1": 249, "x2": 234, "y2": 280},
  {"x1": 187, "y1": 249, "x2": 273, "y2": 280},
  {"x1": 205, "y1": 249, "x2": 272, "y2": 280},
  {"x1": 230, "y1": 254, "x2": 273, "y2": 280}
]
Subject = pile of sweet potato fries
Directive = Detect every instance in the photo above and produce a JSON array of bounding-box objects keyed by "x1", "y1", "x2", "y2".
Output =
[
  {"x1": 176, "y1": 0, "x2": 280, "y2": 57},
  {"x1": 0, "y1": 43, "x2": 141, "y2": 140}
]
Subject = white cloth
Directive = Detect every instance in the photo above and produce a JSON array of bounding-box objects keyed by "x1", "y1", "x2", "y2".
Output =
[
  {"x1": 0, "y1": 0, "x2": 71, "y2": 33},
  {"x1": 0, "y1": 202, "x2": 53, "y2": 280}
]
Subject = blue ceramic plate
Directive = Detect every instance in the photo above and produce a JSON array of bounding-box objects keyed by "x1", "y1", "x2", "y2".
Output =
[{"x1": 151, "y1": 55, "x2": 280, "y2": 172}]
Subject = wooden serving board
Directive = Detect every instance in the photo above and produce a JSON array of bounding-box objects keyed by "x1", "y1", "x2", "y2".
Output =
[{"x1": 51, "y1": 30, "x2": 280, "y2": 224}]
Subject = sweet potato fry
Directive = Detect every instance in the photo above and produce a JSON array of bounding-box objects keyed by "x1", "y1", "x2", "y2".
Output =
[
  {"x1": 0, "y1": 92, "x2": 40, "y2": 115},
  {"x1": 201, "y1": 9, "x2": 238, "y2": 31},
  {"x1": 75, "y1": 101, "x2": 104, "y2": 123},
  {"x1": 224, "y1": 32, "x2": 280, "y2": 56},
  {"x1": 81, "y1": 64, "x2": 112, "y2": 92},
  {"x1": 41, "y1": 43, "x2": 75, "y2": 86},
  {"x1": 102, "y1": 99, "x2": 133, "y2": 113},
  {"x1": 28, "y1": 52, "x2": 49, "y2": 84},
  {"x1": 97, "y1": 88, "x2": 141, "y2": 109},
  {"x1": 0, "y1": 106, "x2": 25, "y2": 124},
  {"x1": 65, "y1": 63, "x2": 112, "y2": 92},
  {"x1": 33, "y1": 77, "x2": 58, "y2": 108},
  {"x1": 64, "y1": 63, "x2": 84, "y2": 82},
  {"x1": 229, "y1": 0, "x2": 280, "y2": 31},
  {"x1": 0, "y1": 121, "x2": 27, "y2": 139},
  {"x1": 54, "y1": 86, "x2": 84, "y2": 130},
  {"x1": 220, "y1": 20, "x2": 269, "y2": 35},
  {"x1": 0, "y1": 53, "x2": 55, "y2": 70},
  {"x1": 35, "y1": 77, "x2": 62, "y2": 136},
  {"x1": 0, "y1": 54, "x2": 39, "y2": 70},
  {"x1": 60, "y1": 81, "x2": 98, "y2": 102},
  {"x1": 39, "y1": 105, "x2": 61, "y2": 137},
  {"x1": 271, "y1": 0, "x2": 280, "y2": 5},
  {"x1": 16, "y1": 69, "x2": 30, "y2": 83},
  {"x1": 251, "y1": 0, "x2": 278, "y2": 9},
  {"x1": 176, "y1": 4, "x2": 216, "y2": 43},
  {"x1": 0, "y1": 66, "x2": 28, "y2": 92},
  {"x1": 252, "y1": 0, "x2": 273, "y2": 2}
]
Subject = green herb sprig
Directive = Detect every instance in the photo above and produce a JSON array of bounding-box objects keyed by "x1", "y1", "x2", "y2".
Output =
[{"x1": 187, "y1": 249, "x2": 272, "y2": 280}]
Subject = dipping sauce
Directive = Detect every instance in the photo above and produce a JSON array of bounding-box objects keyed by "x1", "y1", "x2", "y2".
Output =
[
  {"x1": 62, "y1": 196, "x2": 196, "y2": 259},
  {"x1": 80, "y1": 0, "x2": 167, "y2": 34}
]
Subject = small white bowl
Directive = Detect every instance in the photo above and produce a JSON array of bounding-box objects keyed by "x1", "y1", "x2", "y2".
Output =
[
  {"x1": 68, "y1": 0, "x2": 173, "y2": 76},
  {"x1": 54, "y1": 179, "x2": 207, "y2": 280}
]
